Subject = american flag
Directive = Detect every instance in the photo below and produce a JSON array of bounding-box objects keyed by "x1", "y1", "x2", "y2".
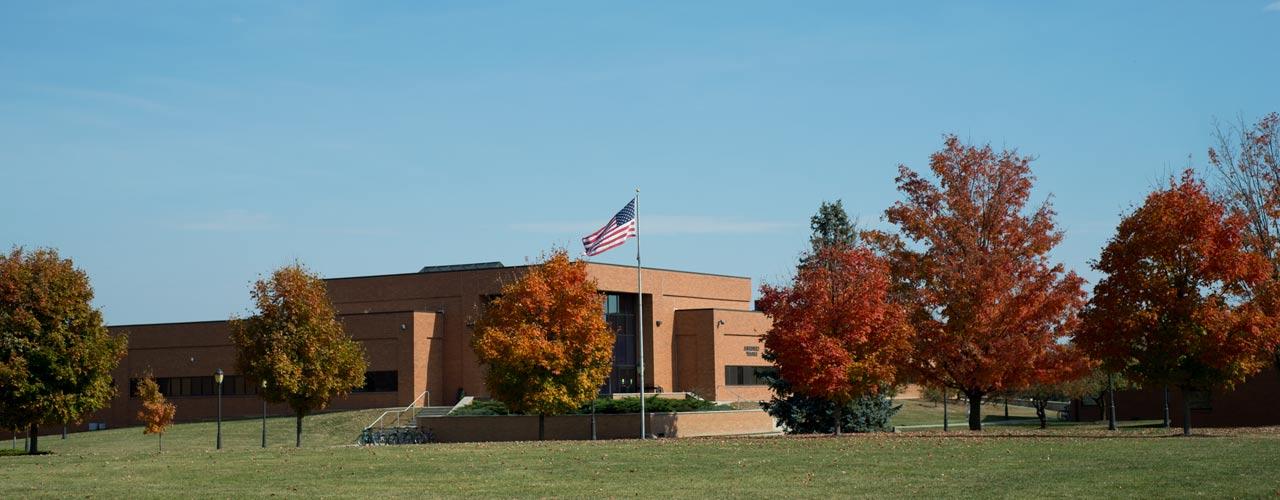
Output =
[{"x1": 582, "y1": 198, "x2": 637, "y2": 256}]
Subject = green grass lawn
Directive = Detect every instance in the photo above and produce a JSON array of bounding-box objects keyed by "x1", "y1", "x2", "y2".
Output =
[
  {"x1": 3, "y1": 409, "x2": 1279, "y2": 498},
  {"x1": 890, "y1": 398, "x2": 1042, "y2": 427}
]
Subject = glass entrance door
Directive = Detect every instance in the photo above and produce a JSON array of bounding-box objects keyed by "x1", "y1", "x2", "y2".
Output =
[{"x1": 603, "y1": 293, "x2": 638, "y2": 394}]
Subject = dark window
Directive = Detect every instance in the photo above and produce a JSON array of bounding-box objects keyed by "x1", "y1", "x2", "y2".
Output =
[
  {"x1": 725, "y1": 365, "x2": 776, "y2": 386},
  {"x1": 354, "y1": 371, "x2": 399, "y2": 393},
  {"x1": 129, "y1": 375, "x2": 260, "y2": 398}
]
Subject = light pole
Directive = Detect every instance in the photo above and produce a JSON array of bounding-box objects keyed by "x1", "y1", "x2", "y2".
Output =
[
  {"x1": 943, "y1": 388, "x2": 949, "y2": 432},
  {"x1": 261, "y1": 379, "x2": 268, "y2": 448},
  {"x1": 1107, "y1": 372, "x2": 1117, "y2": 431},
  {"x1": 1162, "y1": 385, "x2": 1171, "y2": 429},
  {"x1": 214, "y1": 368, "x2": 224, "y2": 450}
]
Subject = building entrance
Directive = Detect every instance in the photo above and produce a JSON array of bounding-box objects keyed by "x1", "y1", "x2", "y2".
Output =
[{"x1": 603, "y1": 293, "x2": 639, "y2": 394}]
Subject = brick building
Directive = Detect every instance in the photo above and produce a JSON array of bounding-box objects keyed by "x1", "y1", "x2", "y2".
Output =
[
  {"x1": 1069, "y1": 366, "x2": 1280, "y2": 428},
  {"x1": 81, "y1": 262, "x2": 773, "y2": 430}
]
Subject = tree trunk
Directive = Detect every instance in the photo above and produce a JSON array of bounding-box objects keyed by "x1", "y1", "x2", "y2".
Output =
[
  {"x1": 296, "y1": 413, "x2": 304, "y2": 447},
  {"x1": 159, "y1": 433, "x2": 163, "y2": 452},
  {"x1": 1182, "y1": 389, "x2": 1192, "y2": 436},
  {"x1": 833, "y1": 404, "x2": 843, "y2": 436},
  {"x1": 967, "y1": 392, "x2": 983, "y2": 431},
  {"x1": 538, "y1": 414, "x2": 545, "y2": 441},
  {"x1": 28, "y1": 423, "x2": 39, "y2": 455},
  {"x1": 1035, "y1": 402, "x2": 1047, "y2": 429}
]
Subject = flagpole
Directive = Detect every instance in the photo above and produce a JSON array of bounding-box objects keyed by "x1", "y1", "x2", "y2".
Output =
[{"x1": 635, "y1": 188, "x2": 646, "y2": 440}]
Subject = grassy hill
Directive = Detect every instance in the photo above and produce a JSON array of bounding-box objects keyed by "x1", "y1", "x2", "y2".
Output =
[
  {"x1": 3, "y1": 404, "x2": 1279, "y2": 498},
  {"x1": 3, "y1": 408, "x2": 387, "y2": 455}
]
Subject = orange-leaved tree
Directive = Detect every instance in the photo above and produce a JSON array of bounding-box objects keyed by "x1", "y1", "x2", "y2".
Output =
[
  {"x1": 471, "y1": 249, "x2": 614, "y2": 440},
  {"x1": 875, "y1": 135, "x2": 1088, "y2": 430},
  {"x1": 1076, "y1": 170, "x2": 1280, "y2": 436},
  {"x1": 759, "y1": 244, "x2": 912, "y2": 435},
  {"x1": 231, "y1": 263, "x2": 367, "y2": 447},
  {"x1": 135, "y1": 371, "x2": 176, "y2": 451}
]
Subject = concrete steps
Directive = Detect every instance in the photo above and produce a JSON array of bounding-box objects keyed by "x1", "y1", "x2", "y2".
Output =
[{"x1": 416, "y1": 406, "x2": 455, "y2": 418}]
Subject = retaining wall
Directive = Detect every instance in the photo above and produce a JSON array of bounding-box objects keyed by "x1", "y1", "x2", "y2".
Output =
[{"x1": 418, "y1": 409, "x2": 778, "y2": 443}]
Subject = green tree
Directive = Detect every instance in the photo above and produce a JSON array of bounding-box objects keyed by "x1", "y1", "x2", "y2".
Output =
[
  {"x1": 811, "y1": 199, "x2": 859, "y2": 248},
  {"x1": 800, "y1": 200, "x2": 859, "y2": 267},
  {"x1": 0, "y1": 247, "x2": 127, "y2": 454},
  {"x1": 230, "y1": 263, "x2": 367, "y2": 447},
  {"x1": 471, "y1": 249, "x2": 614, "y2": 440}
]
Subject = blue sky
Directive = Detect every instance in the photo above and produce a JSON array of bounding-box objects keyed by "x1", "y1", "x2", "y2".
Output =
[{"x1": 2, "y1": 1, "x2": 1278, "y2": 324}]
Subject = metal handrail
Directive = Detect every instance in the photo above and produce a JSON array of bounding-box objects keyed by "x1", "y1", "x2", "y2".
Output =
[
  {"x1": 720, "y1": 385, "x2": 752, "y2": 403},
  {"x1": 363, "y1": 390, "x2": 431, "y2": 432}
]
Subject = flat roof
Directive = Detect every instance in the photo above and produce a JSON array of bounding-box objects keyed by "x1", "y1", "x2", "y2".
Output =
[
  {"x1": 325, "y1": 261, "x2": 750, "y2": 282},
  {"x1": 107, "y1": 309, "x2": 426, "y2": 329}
]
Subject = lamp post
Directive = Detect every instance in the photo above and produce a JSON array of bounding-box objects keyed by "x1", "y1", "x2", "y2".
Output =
[
  {"x1": 1106, "y1": 372, "x2": 1117, "y2": 431},
  {"x1": 214, "y1": 368, "x2": 224, "y2": 450},
  {"x1": 261, "y1": 379, "x2": 268, "y2": 448},
  {"x1": 943, "y1": 387, "x2": 949, "y2": 432}
]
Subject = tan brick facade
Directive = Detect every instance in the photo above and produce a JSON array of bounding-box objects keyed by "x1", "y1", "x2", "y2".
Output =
[{"x1": 78, "y1": 263, "x2": 772, "y2": 430}]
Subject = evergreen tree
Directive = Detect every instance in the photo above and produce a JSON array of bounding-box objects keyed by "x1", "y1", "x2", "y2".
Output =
[
  {"x1": 759, "y1": 353, "x2": 899, "y2": 434},
  {"x1": 801, "y1": 200, "x2": 859, "y2": 266}
]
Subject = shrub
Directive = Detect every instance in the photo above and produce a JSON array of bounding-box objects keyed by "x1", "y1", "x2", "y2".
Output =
[
  {"x1": 449, "y1": 395, "x2": 733, "y2": 416},
  {"x1": 580, "y1": 395, "x2": 729, "y2": 414},
  {"x1": 448, "y1": 400, "x2": 510, "y2": 416},
  {"x1": 760, "y1": 371, "x2": 899, "y2": 434}
]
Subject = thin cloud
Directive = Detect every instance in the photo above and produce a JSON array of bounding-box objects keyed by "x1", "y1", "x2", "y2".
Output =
[
  {"x1": 32, "y1": 84, "x2": 173, "y2": 113},
  {"x1": 513, "y1": 215, "x2": 798, "y2": 236},
  {"x1": 1267, "y1": 1, "x2": 1280, "y2": 11},
  {"x1": 181, "y1": 210, "x2": 275, "y2": 232}
]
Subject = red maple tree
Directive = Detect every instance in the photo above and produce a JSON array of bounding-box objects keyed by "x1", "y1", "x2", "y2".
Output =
[
  {"x1": 875, "y1": 135, "x2": 1088, "y2": 430},
  {"x1": 1076, "y1": 170, "x2": 1280, "y2": 435},
  {"x1": 758, "y1": 244, "x2": 912, "y2": 435}
]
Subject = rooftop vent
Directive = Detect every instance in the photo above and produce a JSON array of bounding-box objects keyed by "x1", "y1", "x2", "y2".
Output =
[{"x1": 418, "y1": 262, "x2": 505, "y2": 274}]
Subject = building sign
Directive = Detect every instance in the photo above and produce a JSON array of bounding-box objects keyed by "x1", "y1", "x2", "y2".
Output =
[{"x1": 744, "y1": 345, "x2": 760, "y2": 357}]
